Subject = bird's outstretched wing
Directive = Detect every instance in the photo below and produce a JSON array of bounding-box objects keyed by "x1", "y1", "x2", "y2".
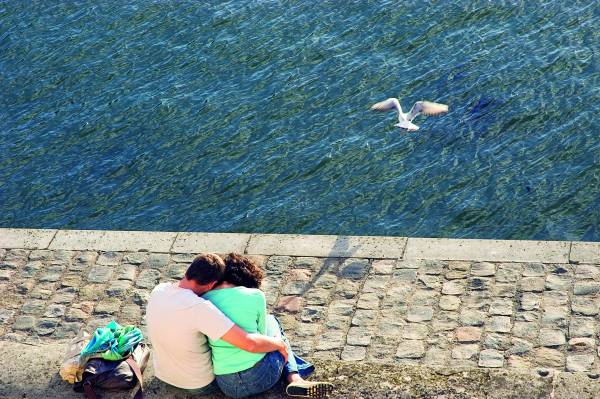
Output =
[
  {"x1": 370, "y1": 98, "x2": 402, "y2": 113},
  {"x1": 407, "y1": 101, "x2": 448, "y2": 121}
]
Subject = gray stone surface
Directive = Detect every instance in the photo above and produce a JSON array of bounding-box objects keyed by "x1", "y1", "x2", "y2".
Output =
[{"x1": 2, "y1": 229, "x2": 600, "y2": 398}]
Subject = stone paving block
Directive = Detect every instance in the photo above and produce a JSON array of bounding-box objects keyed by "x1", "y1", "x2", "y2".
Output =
[
  {"x1": 361, "y1": 275, "x2": 390, "y2": 294},
  {"x1": 87, "y1": 265, "x2": 113, "y2": 283},
  {"x1": 115, "y1": 264, "x2": 137, "y2": 281},
  {"x1": 460, "y1": 309, "x2": 486, "y2": 326},
  {"x1": 566, "y1": 354, "x2": 595, "y2": 372},
  {"x1": 392, "y1": 269, "x2": 417, "y2": 283},
  {"x1": 455, "y1": 327, "x2": 482, "y2": 343},
  {"x1": 568, "y1": 338, "x2": 595, "y2": 352},
  {"x1": 543, "y1": 291, "x2": 569, "y2": 307},
  {"x1": 60, "y1": 274, "x2": 82, "y2": 288},
  {"x1": 371, "y1": 259, "x2": 394, "y2": 275},
  {"x1": 315, "y1": 330, "x2": 345, "y2": 351},
  {"x1": 411, "y1": 290, "x2": 438, "y2": 306},
  {"x1": 487, "y1": 316, "x2": 512, "y2": 333},
  {"x1": 491, "y1": 283, "x2": 516, "y2": 297},
  {"x1": 541, "y1": 307, "x2": 569, "y2": 327},
  {"x1": 507, "y1": 338, "x2": 533, "y2": 356},
  {"x1": 147, "y1": 253, "x2": 170, "y2": 269},
  {"x1": 335, "y1": 280, "x2": 360, "y2": 299},
  {"x1": 43, "y1": 304, "x2": 65, "y2": 318},
  {"x1": 303, "y1": 288, "x2": 330, "y2": 305},
  {"x1": 489, "y1": 298, "x2": 513, "y2": 316},
  {"x1": 351, "y1": 310, "x2": 377, "y2": 326},
  {"x1": 479, "y1": 349, "x2": 504, "y2": 367},
  {"x1": 275, "y1": 296, "x2": 303, "y2": 313},
  {"x1": 406, "y1": 306, "x2": 434, "y2": 323},
  {"x1": 432, "y1": 312, "x2": 459, "y2": 332},
  {"x1": 356, "y1": 293, "x2": 380, "y2": 310},
  {"x1": 121, "y1": 304, "x2": 142, "y2": 324},
  {"x1": 21, "y1": 300, "x2": 45, "y2": 315},
  {"x1": 573, "y1": 281, "x2": 600, "y2": 296},
  {"x1": 539, "y1": 329, "x2": 566, "y2": 347},
  {"x1": 417, "y1": 274, "x2": 441, "y2": 289},
  {"x1": 545, "y1": 274, "x2": 571, "y2": 291},
  {"x1": 136, "y1": 269, "x2": 161, "y2": 289},
  {"x1": 495, "y1": 263, "x2": 521, "y2": 282},
  {"x1": 569, "y1": 317, "x2": 596, "y2": 338},
  {"x1": 346, "y1": 327, "x2": 372, "y2": 346},
  {"x1": 483, "y1": 333, "x2": 511, "y2": 350},
  {"x1": 34, "y1": 318, "x2": 58, "y2": 336},
  {"x1": 518, "y1": 293, "x2": 541, "y2": 311},
  {"x1": 0, "y1": 310, "x2": 15, "y2": 324},
  {"x1": 468, "y1": 277, "x2": 491, "y2": 291},
  {"x1": 39, "y1": 265, "x2": 64, "y2": 283},
  {"x1": 123, "y1": 252, "x2": 148, "y2": 265},
  {"x1": 571, "y1": 297, "x2": 598, "y2": 316},
  {"x1": 439, "y1": 295, "x2": 460, "y2": 311},
  {"x1": 522, "y1": 263, "x2": 546, "y2": 277},
  {"x1": 575, "y1": 264, "x2": 599, "y2": 279},
  {"x1": 442, "y1": 280, "x2": 465, "y2": 295},
  {"x1": 452, "y1": 344, "x2": 479, "y2": 360},
  {"x1": 94, "y1": 298, "x2": 122, "y2": 315},
  {"x1": 0, "y1": 269, "x2": 13, "y2": 280},
  {"x1": 520, "y1": 277, "x2": 545, "y2": 292},
  {"x1": 470, "y1": 262, "x2": 496, "y2": 276},
  {"x1": 396, "y1": 340, "x2": 426, "y2": 359},
  {"x1": 420, "y1": 260, "x2": 445, "y2": 275},
  {"x1": 396, "y1": 259, "x2": 422, "y2": 269},
  {"x1": 301, "y1": 306, "x2": 326, "y2": 323},
  {"x1": 96, "y1": 252, "x2": 121, "y2": 266},
  {"x1": 534, "y1": 347, "x2": 565, "y2": 368},
  {"x1": 265, "y1": 256, "x2": 292, "y2": 275},
  {"x1": 106, "y1": 280, "x2": 133, "y2": 296},
  {"x1": 13, "y1": 315, "x2": 35, "y2": 331},
  {"x1": 402, "y1": 323, "x2": 429, "y2": 340},
  {"x1": 65, "y1": 308, "x2": 88, "y2": 322},
  {"x1": 339, "y1": 259, "x2": 369, "y2": 280}
]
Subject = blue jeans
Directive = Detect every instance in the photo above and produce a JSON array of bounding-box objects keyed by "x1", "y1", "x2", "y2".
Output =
[{"x1": 216, "y1": 316, "x2": 314, "y2": 398}]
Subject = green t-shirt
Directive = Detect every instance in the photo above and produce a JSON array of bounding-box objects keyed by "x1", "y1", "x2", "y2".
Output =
[{"x1": 202, "y1": 286, "x2": 266, "y2": 375}]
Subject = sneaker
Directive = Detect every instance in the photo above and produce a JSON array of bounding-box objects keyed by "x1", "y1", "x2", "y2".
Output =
[{"x1": 286, "y1": 380, "x2": 334, "y2": 398}]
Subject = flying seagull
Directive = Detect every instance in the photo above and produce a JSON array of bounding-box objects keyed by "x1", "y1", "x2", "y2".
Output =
[{"x1": 371, "y1": 98, "x2": 448, "y2": 130}]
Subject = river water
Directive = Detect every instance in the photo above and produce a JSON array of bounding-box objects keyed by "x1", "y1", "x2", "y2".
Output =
[{"x1": 1, "y1": 1, "x2": 599, "y2": 240}]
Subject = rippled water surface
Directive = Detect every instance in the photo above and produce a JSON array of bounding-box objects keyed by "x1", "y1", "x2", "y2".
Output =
[{"x1": 2, "y1": 1, "x2": 600, "y2": 240}]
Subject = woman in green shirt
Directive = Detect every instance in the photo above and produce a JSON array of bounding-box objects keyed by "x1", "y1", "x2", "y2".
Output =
[{"x1": 203, "y1": 254, "x2": 333, "y2": 398}]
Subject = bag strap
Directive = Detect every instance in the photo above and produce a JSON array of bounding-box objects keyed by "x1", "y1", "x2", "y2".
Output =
[
  {"x1": 125, "y1": 356, "x2": 144, "y2": 399},
  {"x1": 83, "y1": 381, "x2": 98, "y2": 399}
]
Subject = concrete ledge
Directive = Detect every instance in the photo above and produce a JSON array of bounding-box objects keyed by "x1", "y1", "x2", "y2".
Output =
[
  {"x1": 245, "y1": 234, "x2": 407, "y2": 258},
  {"x1": 48, "y1": 230, "x2": 177, "y2": 253},
  {"x1": 403, "y1": 237, "x2": 571, "y2": 263},
  {"x1": 570, "y1": 242, "x2": 600, "y2": 264},
  {"x1": 172, "y1": 232, "x2": 251, "y2": 254},
  {"x1": 0, "y1": 228, "x2": 57, "y2": 249}
]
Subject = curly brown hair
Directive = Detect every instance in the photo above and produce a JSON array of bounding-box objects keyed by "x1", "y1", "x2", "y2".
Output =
[{"x1": 222, "y1": 253, "x2": 264, "y2": 289}]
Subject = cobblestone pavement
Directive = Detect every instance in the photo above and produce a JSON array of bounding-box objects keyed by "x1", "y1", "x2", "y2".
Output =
[{"x1": 1, "y1": 248, "x2": 600, "y2": 376}]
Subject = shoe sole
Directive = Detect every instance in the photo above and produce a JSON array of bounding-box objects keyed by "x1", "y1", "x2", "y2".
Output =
[{"x1": 286, "y1": 382, "x2": 334, "y2": 398}]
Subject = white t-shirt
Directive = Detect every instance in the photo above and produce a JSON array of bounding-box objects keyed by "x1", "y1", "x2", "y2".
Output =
[{"x1": 146, "y1": 282, "x2": 234, "y2": 389}]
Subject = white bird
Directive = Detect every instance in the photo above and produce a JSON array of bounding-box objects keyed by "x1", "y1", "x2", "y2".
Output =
[{"x1": 370, "y1": 98, "x2": 448, "y2": 130}]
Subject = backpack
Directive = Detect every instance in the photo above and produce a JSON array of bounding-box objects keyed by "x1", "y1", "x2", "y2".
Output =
[{"x1": 73, "y1": 342, "x2": 150, "y2": 399}]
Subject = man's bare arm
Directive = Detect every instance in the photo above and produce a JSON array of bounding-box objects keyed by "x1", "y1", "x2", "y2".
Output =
[{"x1": 220, "y1": 325, "x2": 289, "y2": 362}]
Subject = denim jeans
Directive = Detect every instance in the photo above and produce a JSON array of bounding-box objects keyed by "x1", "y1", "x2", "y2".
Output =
[{"x1": 216, "y1": 315, "x2": 314, "y2": 398}]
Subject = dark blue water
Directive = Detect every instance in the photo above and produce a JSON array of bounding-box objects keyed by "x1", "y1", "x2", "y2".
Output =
[{"x1": 2, "y1": 1, "x2": 599, "y2": 240}]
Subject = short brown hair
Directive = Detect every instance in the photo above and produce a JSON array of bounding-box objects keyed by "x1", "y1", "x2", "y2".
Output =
[
  {"x1": 185, "y1": 253, "x2": 225, "y2": 285},
  {"x1": 223, "y1": 253, "x2": 264, "y2": 289}
]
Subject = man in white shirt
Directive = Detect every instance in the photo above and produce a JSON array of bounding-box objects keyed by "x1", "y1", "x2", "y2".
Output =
[{"x1": 146, "y1": 253, "x2": 288, "y2": 394}]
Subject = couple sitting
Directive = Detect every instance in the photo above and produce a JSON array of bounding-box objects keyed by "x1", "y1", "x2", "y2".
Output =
[{"x1": 146, "y1": 253, "x2": 333, "y2": 398}]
